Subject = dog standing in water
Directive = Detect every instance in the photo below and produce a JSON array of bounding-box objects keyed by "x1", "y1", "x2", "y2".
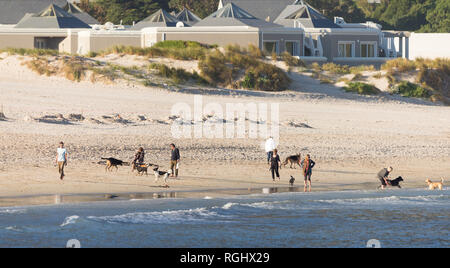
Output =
[{"x1": 426, "y1": 178, "x2": 444, "y2": 190}]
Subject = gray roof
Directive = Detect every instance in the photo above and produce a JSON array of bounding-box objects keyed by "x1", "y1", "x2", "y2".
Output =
[
  {"x1": 15, "y1": 4, "x2": 91, "y2": 28},
  {"x1": 63, "y1": 2, "x2": 99, "y2": 24},
  {"x1": 221, "y1": 0, "x2": 296, "y2": 22},
  {"x1": 0, "y1": 0, "x2": 97, "y2": 25},
  {"x1": 275, "y1": 1, "x2": 340, "y2": 28},
  {"x1": 175, "y1": 8, "x2": 201, "y2": 26},
  {"x1": 195, "y1": 2, "x2": 282, "y2": 28},
  {"x1": 131, "y1": 9, "x2": 180, "y2": 29}
]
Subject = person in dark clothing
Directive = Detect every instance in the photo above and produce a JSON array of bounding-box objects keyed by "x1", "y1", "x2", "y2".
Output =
[
  {"x1": 132, "y1": 147, "x2": 145, "y2": 170},
  {"x1": 377, "y1": 167, "x2": 393, "y2": 189},
  {"x1": 170, "y1": 144, "x2": 180, "y2": 178},
  {"x1": 301, "y1": 154, "x2": 316, "y2": 192},
  {"x1": 269, "y1": 149, "x2": 281, "y2": 182}
]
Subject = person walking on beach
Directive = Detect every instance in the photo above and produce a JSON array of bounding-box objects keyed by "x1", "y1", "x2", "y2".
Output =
[
  {"x1": 265, "y1": 136, "x2": 276, "y2": 164},
  {"x1": 55, "y1": 141, "x2": 68, "y2": 180},
  {"x1": 301, "y1": 154, "x2": 315, "y2": 192},
  {"x1": 377, "y1": 167, "x2": 393, "y2": 190},
  {"x1": 170, "y1": 144, "x2": 180, "y2": 178},
  {"x1": 269, "y1": 149, "x2": 281, "y2": 182},
  {"x1": 132, "y1": 147, "x2": 145, "y2": 169}
]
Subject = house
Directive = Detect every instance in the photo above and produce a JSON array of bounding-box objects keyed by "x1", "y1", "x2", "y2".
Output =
[
  {"x1": 0, "y1": 0, "x2": 98, "y2": 26},
  {"x1": 140, "y1": 3, "x2": 304, "y2": 56},
  {"x1": 0, "y1": 4, "x2": 91, "y2": 53},
  {"x1": 221, "y1": 0, "x2": 388, "y2": 64}
]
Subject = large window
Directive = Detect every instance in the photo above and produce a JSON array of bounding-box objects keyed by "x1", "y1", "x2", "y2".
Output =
[
  {"x1": 263, "y1": 41, "x2": 278, "y2": 54},
  {"x1": 361, "y1": 42, "x2": 376, "y2": 58},
  {"x1": 285, "y1": 41, "x2": 299, "y2": 56},
  {"x1": 338, "y1": 42, "x2": 354, "y2": 57}
]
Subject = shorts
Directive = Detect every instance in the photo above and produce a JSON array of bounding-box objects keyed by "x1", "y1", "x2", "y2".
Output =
[{"x1": 304, "y1": 173, "x2": 311, "y2": 181}]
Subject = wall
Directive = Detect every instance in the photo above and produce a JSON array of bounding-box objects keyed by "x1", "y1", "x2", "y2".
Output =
[
  {"x1": 0, "y1": 33, "x2": 34, "y2": 49},
  {"x1": 78, "y1": 31, "x2": 141, "y2": 54},
  {"x1": 160, "y1": 32, "x2": 260, "y2": 48},
  {"x1": 321, "y1": 33, "x2": 380, "y2": 60},
  {"x1": 408, "y1": 33, "x2": 450, "y2": 60}
]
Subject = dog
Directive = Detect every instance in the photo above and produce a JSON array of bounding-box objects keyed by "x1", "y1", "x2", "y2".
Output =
[
  {"x1": 378, "y1": 176, "x2": 404, "y2": 189},
  {"x1": 153, "y1": 166, "x2": 172, "y2": 187},
  {"x1": 426, "y1": 178, "x2": 444, "y2": 191},
  {"x1": 282, "y1": 154, "x2": 301, "y2": 169},
  {"x1": 289, "y1": 176, "x2": 296, "y2": 187},
  {"x1": 102, "y1": 157, "x2": 128, "y2": 172},
  {"x1": 132, "y1": 163, "x2": 156, "y2": 176}
]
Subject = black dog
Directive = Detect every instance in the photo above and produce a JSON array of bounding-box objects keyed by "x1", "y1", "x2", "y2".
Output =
[
  {"x1": 378, "y1": 176, "x2": 404, "y2": 189},
  {"x1": 101, "y1": 157, "x2": 127, "y2": 172},
  {"x1": 289, "y1": 176, "x2": 296, "y2": 187}
]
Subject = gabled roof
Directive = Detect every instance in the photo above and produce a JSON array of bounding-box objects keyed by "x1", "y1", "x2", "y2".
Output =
[
  {"x1": 275, "y1": 0, "x2": 340, "y2": 28},
  {"x1": 0, "y1": 0, "x2": 95, "y2": 25},
  {"x1": 131, "y1": 9, "x2": 180, "y2": 29},
  {"x1": 221, "y1": 0, "x2": 295, "y2": 22},
  {"x1": 195, "y1": 2, "x2": 282, "y2": 28},
  {"x1": 63, "y1": 2, "x2": 99, "y2": 24},
  {"x1": 175, "y1": 8, "x2": 201, "y2": 26},
  {"x1": 14, "y1": 4, "x2": 91, "y2": 28}
]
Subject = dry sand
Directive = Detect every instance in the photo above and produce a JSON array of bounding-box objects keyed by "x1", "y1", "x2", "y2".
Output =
[{"x1": 0, "y1": 54, "x2": 449, "y2": 206}]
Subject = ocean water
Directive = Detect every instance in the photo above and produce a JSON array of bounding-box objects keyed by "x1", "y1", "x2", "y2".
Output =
[{"x1": 0, "y1": 188, "x2": 448, "y2": 248}]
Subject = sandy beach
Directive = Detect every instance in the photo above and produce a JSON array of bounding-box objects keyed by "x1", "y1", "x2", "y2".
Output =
[{"x1": 0, "y1": 55, "x2": 449, "y2": 206}]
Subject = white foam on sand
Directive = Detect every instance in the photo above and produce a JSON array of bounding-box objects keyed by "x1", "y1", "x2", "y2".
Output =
[{"x1": 60, "y1": 215, "x2": 80, "y2": 227}]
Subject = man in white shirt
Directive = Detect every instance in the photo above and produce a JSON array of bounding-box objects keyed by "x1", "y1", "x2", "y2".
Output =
[
  {"x1": 265, "y1": 137, "x2": 276, "y2": 164},
  {"x1": 56, "y1": 142, "x2": 68, "y2": 180}
]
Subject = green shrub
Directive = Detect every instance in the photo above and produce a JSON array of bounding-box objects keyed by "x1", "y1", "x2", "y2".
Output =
[
  {"x1": 198, "y1": 51, "x2": 233, "y2": 86},
  {"x1": 344, "y1": 82, "x2": 380, "y2": 95},
  {"x1": 350, "y1": 65, "x2": 375, "y2": 74},
  {"x1": 394, "y1": 81, "x2": 431, "y2": 99},
  {"x1": 1, "y1": 48, "x2": 59, "y2": 56},
  {"x1": 321, "y1": 63, "x2": 350, "y2": 74},
  {"x1": 281, "y1": 52, "x2": 305, "y2": 67}
]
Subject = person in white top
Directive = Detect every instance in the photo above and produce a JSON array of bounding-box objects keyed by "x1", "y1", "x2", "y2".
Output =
[
  {"x1": 265, "y1": 137, "x2": 276, "y2": 164},
  {"x1": 56, "y1": 142, "x2": 68, "y2": 180}
]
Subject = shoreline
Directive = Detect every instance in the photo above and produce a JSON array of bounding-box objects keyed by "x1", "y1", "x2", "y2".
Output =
[{"x1": 0, "y1": 183, "x2": 430, "y2": 208}]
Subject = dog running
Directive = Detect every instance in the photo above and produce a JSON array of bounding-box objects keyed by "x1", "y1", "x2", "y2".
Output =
[
  {"x1": 153, "y1": 166, "x2": 172, "y2": 187},
  {"x1": 282, "y1": 154, "x2": 301, "y2": 169},
  {"x1": 426, "y1": 178, "x2": 444, "y2": 191},
  {"x1": 378, "y1": 176, "x2": 404, "y2": 189},
  {"x1": 101, "y1": 157, "x2": 128, "y2": 172}
]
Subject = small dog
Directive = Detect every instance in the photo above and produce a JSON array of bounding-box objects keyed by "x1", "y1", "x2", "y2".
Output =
[
  {"x1": 289, "y1": 176, "x2": 296, "y2": 187},
  {"x1": 378, "y1": 176, "x2": 404, "y2": 189},
  {"x1": 153, "y1": 166, "x2": 172, "y2": 187},
  {"x1": 282, "y1": 154, "x2": 301, "y2": 169},
  {"x1": 132, "y1": 163, "x2": 156, "y2": 176},
  {"x1": 426, "y1": 178, "x2": 444, "y2": 191},
  {"x1": 102, "y1": 157, "x2": 128, "y2": 172},
  {"x1": 133, "y1": 164, "x2": 149, "y2": 176}
]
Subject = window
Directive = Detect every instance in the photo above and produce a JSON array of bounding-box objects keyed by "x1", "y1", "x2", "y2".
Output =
[
  {"x1": 285, "y1": 41, "x2": 298, "y2": 56},
  {"x1": 361, "y1": 42, "x2": 376, "y2": 58},
  {"x1": 338, "y1": 42, "x2": 354, "y2": 58},
  {"x1": 263, "y1": 42, "x2": 278, "y2": 54}
]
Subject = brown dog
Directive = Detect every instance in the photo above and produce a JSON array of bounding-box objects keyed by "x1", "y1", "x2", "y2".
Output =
[
  {"x1": 426, "y1": 178, "x2": 444, "y2": 190},
  {"x1": 282, "y1": 154, "x2": 301, "y2": 169}
]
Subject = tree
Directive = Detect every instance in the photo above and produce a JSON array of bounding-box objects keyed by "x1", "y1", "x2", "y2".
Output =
[
  {"x1": 419, "y1": 0, "x2": 450, "y2": 33},
  {"x1": 168, "y1": 0, "x2": 219, "y2": 18}
]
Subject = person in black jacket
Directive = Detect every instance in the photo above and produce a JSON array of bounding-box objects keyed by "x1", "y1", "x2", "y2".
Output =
[
  {"x1": 269, "y1": 149, "x2": 281, "y2": 182},
  {"x1": 170, "y1": 144, "x2": 180, "y2": 178}
]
